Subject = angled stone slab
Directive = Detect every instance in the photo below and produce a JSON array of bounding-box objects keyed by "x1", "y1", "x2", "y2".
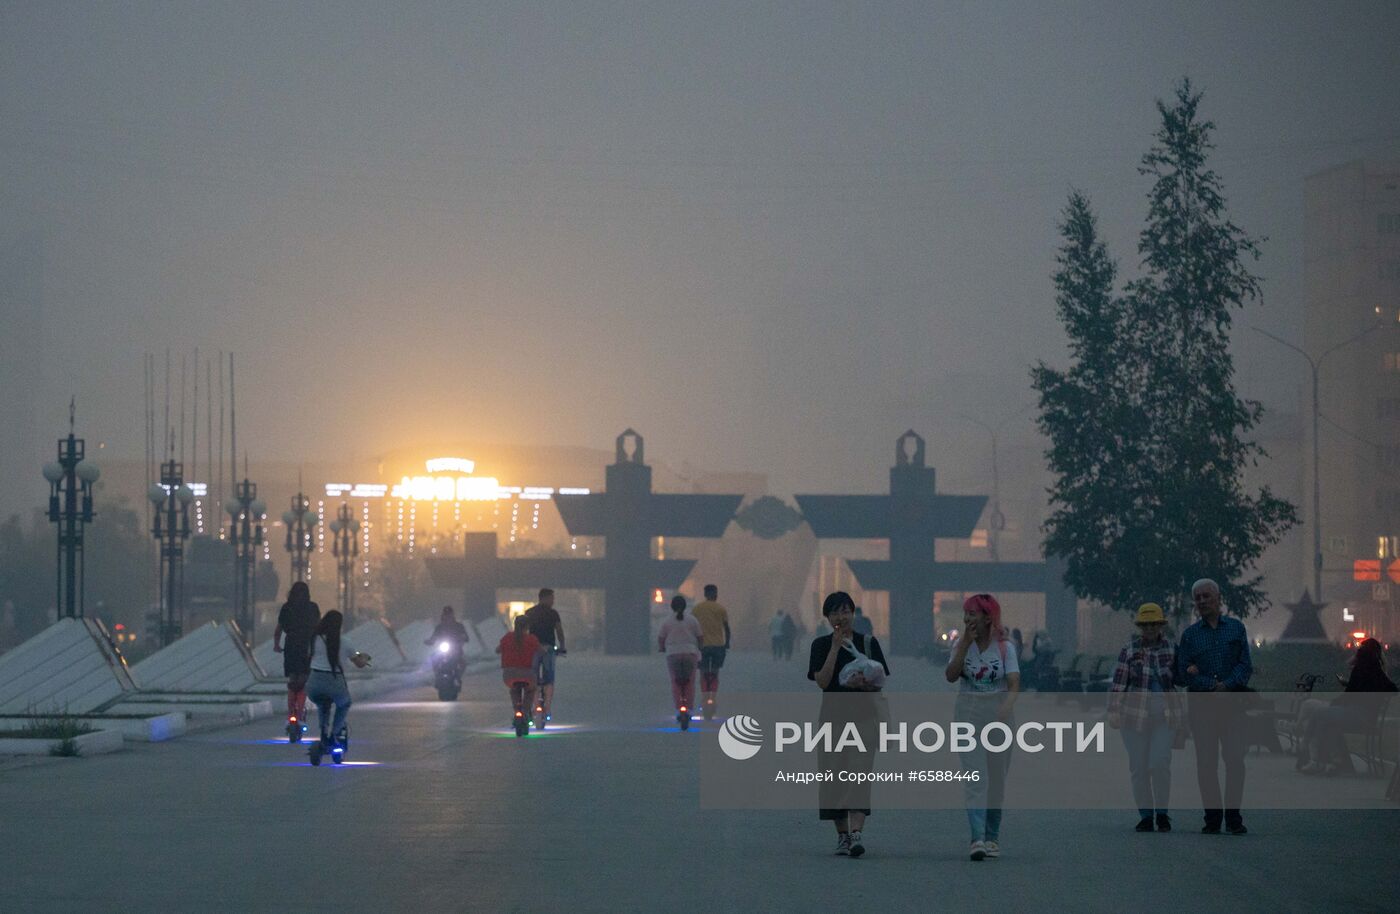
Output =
[
  {"x1": 395, "y1": 620, "x2": 436, "y2": 667},
  {"x1": 133, "y1": 621, "x2": 266, "y2": 693},
  {"x1": 345, "y1": 618, "x2": 410, "y2": 669},
  {"x1": 251, "y1": 637, "x2": 280, "y2": 678},
  {"x1": 0, "y1": 618, "x2": 137, "y2": 715},
  {"x1": 471, "y1": 615, "x2": 509, "y2": 658}
]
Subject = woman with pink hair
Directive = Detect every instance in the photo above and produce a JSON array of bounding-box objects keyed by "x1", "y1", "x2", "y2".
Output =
[{"x1": 944, "y1": 593, "x2": 1021, "y2": 861}]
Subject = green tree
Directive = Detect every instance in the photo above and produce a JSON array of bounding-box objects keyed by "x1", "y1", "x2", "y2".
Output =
[{"x1": 1033, "y1": 80, "x2": 1297, "y2": 619}]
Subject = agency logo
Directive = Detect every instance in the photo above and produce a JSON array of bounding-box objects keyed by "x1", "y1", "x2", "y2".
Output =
[{"x1": 717, "y1": 715, "x2": 764, "y2": 760}]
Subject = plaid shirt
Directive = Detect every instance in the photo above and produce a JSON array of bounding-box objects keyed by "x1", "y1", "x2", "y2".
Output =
[
  {"x1": 1176, "y1": 615, "x2": 1252, "y2": 692},
  {"x1": 1107, "y1": 636, "x2": 1184, "y2": 731}
]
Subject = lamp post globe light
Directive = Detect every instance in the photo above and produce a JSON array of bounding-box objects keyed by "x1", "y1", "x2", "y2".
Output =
[
  {"x1": 147, "y1": 458, "x2": 193, "y2": 646},
  {"x1": 45, "y1": 403, "x2": 99, "y2": 620},
  {"x1": 227, "y1": 476, "x2": 265, "y2": 644},
  {"x1": 330, "y1": 502, "x2": 361, "y2": 627},
  {"x1": 283, "y1": 492, "x2": 317, "y2": 584}
]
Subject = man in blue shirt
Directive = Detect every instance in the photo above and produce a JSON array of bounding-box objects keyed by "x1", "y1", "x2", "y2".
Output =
[{"x1": 1176, "y1": 578, "x2": 1253, "y2": 835}]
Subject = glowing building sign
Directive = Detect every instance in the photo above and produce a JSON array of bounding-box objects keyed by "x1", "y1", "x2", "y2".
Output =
[{"x1": 323, "y1": 458, "x2": 590, "y2": 503}]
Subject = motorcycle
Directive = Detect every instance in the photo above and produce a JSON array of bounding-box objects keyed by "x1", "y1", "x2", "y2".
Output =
[{"x1": 432, "y1": 640, "x2": 466, "y2": 701}]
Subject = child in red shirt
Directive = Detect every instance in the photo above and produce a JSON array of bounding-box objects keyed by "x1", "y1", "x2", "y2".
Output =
[{"x1": 497, "y1": 615, "x2": 544, "y2": 721}]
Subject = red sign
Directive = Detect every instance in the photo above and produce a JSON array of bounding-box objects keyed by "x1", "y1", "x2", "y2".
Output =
[
  {"x1": 1354, "y1": 559, "x2": 1381, "y2": 582},
  {"x1": 1387, "y1": 560, "x2": 1400, "y2": 584}
]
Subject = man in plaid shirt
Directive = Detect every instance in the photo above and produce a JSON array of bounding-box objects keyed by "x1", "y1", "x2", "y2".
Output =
[{"x1": 1175, "y1": 578, "x2": 1253, "y2": 835}]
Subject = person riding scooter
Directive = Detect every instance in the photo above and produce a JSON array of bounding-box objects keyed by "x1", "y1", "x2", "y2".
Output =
[{"x1": 425, "y1": 606, "x2": 470, "y2": 701}]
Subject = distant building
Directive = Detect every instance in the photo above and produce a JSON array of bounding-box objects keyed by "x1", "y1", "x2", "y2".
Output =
[
  {"x1": 0, "y1": 235, "x2": 43, "y2": 520},
  {"x1": 1304, "y1": 160, "x2": 1400, "y2": 640}
]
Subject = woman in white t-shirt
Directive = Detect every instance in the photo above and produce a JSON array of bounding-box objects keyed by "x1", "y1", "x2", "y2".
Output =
[
  {"x1": 944, "y1": 593, "x2": 1020, "y2": 861},
  {"x1": 658, "y1": 595, "x2": 704, "y2": 729},
  {"x1": 305, "y1": 610, "x2": 369, "y2": 763}
]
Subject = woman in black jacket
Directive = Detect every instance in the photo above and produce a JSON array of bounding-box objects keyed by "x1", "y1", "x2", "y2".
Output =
[{"x1": 807, "y1": 591, "x2": 890, "y2": 858}]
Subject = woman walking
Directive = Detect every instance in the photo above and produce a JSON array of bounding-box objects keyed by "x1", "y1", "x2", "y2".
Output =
[
  {"x1": 1107, "y1": 603, "x2": 1184, "y2": 832},
  {"x1": 808, "y1": 591, "x2": 889, "y2": 858},
  {"x1": 945, "y1": 593, "x2": 1019, "y2": 861},
  {"x1": 306, "y1": 610, "x2": 369, "y2": 764},
  {"x1": 658, "y1": 595, "x2": 704, "y2": 729}
]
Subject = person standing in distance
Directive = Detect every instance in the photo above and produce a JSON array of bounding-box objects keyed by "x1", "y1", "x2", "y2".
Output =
[
  {"x1": 1176, "y1": 578, "x2": 1252, "y2": 836},
  {"x1": 692, "y1": 584, "x2": 731, "y2": 719},
  {"x1": 524, "y1": 588, "x2": 567, "y2": 723}
]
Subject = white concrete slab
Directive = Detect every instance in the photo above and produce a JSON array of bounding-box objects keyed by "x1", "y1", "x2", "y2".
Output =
[
  {"x1": 0, "y1": 728, "x2": 124, "y2": 756},
  {"x1": 396, "y1": 620, "x2": 435, "y2": 667},
  {"x1": 471, "y1": 615, "x2": 509, "y2": 658},
  {"x1": 0, "y1": 618, "x2": 137, "y2": 715},
  {"x1": 132, "y1": 622, "x2": 266, "y2": 692},
  {"x1": 0, "y1": 712, "x2": 186, "y2": 743},
  {"x1": 345, "y1": 618, "x2": 409, "y2": 669},
  {"x1": 115, "y1": 697, "x2": 274, "y2": 722}
]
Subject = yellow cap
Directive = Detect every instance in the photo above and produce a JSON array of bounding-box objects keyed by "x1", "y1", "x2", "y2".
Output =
[{"x1": 1135, "y1": 603, "x2": 1166, "y2": 625}]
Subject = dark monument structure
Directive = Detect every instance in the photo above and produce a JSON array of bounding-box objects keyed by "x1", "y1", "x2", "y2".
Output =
[
  {"x1": 426, "y1": 430, "x2": 742, "y2": 655},
  {"x1": 1279, "y1": 590, "x2": 1330, "y2": 643},
  {"x1": 795, "y1": 431, "x2": 1078, "y2": 657}
]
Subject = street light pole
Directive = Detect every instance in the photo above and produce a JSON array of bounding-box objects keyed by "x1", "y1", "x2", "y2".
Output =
[
  {"x1": 959, "y1": 407, "x2": 1033, "y2": 562},
  {"x1": 44, "y1": 401, "x2": 99, "y2": 619},
  {"x1": 282, "y1": 491, "x2": 317, "y2": 584},
  {"x1": 147, "y1": 451, "x2": 192, "y2": 646},
  {"x1": 226, "y1": 475, "x2": 265, "y2": 644},
  {"x1": 330, "y1": 502, "x2": 360, "y2": 628},
  {"x1": 1253, "y1": 323, "x2": 1380, "y2": 601}
]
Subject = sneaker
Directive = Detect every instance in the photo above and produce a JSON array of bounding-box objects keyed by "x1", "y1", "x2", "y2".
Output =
[
  {"x1": 969, "y1": 840, "x2": 986, "y2": 861},
  {"x1": 1136, "y1": 816, "x2": 1154, "y2": 832},
  {"x1": 1301, "y1": 761, "x2": 1325, "y2": 775},
  {"x1": 1201, "y1": 821, "x2": 1222, "y2": 835},
  {"x1": 1155, "y1": 814, "x2": 1172, "y2": 832},
  {"x1": 983, "y1": 840, "x2": 1000, "y2": 859},
  {"x1": 1225, "y1": 821, "x2": 1248, "y2": 836},
  {"x1": 835, "y1": 833, "x2": 852, "y2": 856},
  {"x1": 848, "y1": 830, "x2": 865, "y2": 858}
]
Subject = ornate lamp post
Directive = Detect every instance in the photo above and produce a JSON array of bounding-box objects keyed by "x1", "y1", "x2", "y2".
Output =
[
  {"x1": 44, "y1": 403, "x2": 99, "y2": 619},
  {"x1": 225, "y1": 476, "x2": 265, "y2": 643},
  {"x1": 330, "y1": 502, "x2": 360, "y2": 627},
  {"x1": 147, "y1": 457, "x2": 193, "y2": 646},
  {"x1": 282, "y1": 491, "x2": 318, "y2": 584}
]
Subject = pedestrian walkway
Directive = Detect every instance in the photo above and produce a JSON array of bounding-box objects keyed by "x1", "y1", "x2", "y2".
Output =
[{"x1": 0, "y1": 651, "x2": 1394, "y2": 913}]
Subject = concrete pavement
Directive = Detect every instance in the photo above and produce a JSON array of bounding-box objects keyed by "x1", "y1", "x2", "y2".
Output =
[{"x1": 0, "y1": 650, "x2": 1396, "y2": 913}]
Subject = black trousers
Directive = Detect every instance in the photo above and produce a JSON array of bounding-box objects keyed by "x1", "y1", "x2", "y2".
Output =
[{"x1": 1188, "y1": 698, "x2": 1247, "y2": 824}]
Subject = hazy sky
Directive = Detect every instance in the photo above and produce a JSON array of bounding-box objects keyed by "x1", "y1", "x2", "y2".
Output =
[{"x1": 3, "y1": 1, "x2": 1398, "y2": 497}]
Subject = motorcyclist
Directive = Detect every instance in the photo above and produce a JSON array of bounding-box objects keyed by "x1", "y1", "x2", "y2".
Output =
[{"x1": 425, "y1": 605, "x2": 470, "y2": 657}]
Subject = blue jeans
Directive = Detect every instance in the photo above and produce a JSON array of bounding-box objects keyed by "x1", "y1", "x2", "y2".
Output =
[
  {"x1": 306, "y1": 670, "x2": 351, "y2": 739},
  {"x1": 535, "y1": 647, "x2": 557, "y2": 686},
  {"x1": 1120, "y1": 720, "x2": 1173, "y2": 818},
  {"x1": 957, "y1": 696, "x2": 1012, "y2": 842}
]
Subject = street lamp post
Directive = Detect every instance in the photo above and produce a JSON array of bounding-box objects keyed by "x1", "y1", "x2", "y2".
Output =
[
  {"x1": 147, "y1": 458, "x2": 192, "y2": 646},
  {"x1": 959, "y1": 407, "x2": 1033, "y2": 562},
  {"x1": 44, "y1": 403, "x2": 99, "y2": 619},
  {"x1": 225, "y1": 477, "x2": 265, "y2": 643},
  {"x1": 1253, "y1": 323, "x2": 1380, "y2": 601},
  {"x1": 330, "y1": 502, "x2": 360, "y2": 627},
  {"x1": 282, "y1": 492, "x2": 317, "y2": 584}
]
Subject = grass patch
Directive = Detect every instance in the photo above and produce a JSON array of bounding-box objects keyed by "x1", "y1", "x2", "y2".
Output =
[
  {"x1": 0, "y1": 714, "x2": 98, "y2": 741},
  {"x1": 49, "y1": 737, "x2": 81, "y2": 757}
]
